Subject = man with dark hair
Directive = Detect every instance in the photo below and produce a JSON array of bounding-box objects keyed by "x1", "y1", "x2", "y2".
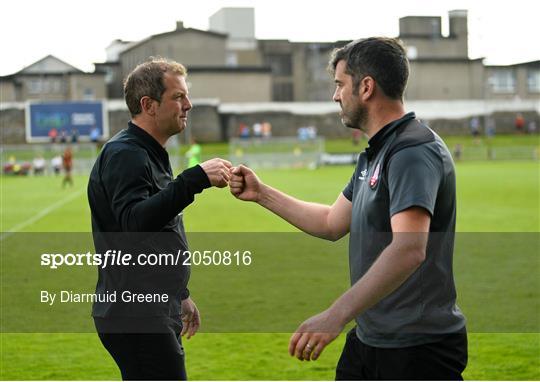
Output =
[
  {"x1": 230, "y1": 37, "x2": 467, "y2": 380},
  {"x1": 88, "y1": 57, "x2": 232, "y2": 380},
  {"x1": 329, "y1": 37, "x2": 409, "y2": 100}
]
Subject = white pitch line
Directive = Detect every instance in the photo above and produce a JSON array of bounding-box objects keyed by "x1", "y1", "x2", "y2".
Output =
[{"x1": 0, "y1": 188, "x2": 85, "y2": 241}]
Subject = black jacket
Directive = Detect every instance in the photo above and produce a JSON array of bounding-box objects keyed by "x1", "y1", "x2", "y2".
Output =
[{"x1": 87, "y1": 121, "x2": 210, "y2": 319}]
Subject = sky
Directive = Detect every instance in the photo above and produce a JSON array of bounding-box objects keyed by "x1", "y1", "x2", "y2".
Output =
[{"x1": 1, "y1": 0, "x2": 538, "y2": 75}]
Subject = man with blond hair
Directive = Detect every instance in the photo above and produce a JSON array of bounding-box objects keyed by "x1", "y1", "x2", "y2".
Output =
[{"x1": 88, "y1": 57, "x2": 231, "y2": 380}]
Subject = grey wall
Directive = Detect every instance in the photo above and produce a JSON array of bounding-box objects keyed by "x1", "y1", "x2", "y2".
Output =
[
  {"x1": 2, "y1": 106, "x2": 538, "y2": 145},
  {"x1": 0, "y1": 108, "x2": 26, "y2": 144}
]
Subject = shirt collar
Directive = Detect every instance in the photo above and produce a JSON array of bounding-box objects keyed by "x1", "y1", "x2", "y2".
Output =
[
  {"x1": 365, "y1": 112, "x2": 416, "y2": 160},
  {"x1": 127, "y1": 121, "x2": 170, "y2": 162}
]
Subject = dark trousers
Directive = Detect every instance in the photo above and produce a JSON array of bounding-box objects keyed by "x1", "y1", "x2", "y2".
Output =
[
  {"x1": 336, "y1": 328, "x2": 467, "y2": 380},
  {"x1": 98, "y1": 331, "x2": 187, "y2": 380}
]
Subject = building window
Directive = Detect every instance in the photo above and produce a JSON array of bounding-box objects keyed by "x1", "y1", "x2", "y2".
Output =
[
  {"x1": 306, "y1": 45, "x2": 328, "y2": 82},
  {"x1": 272, "y1": 82, "x2": 293, "y2": 101},
  {"x1": 83, "y1": 88, "x2": 95, "y2": 100},
  {"x1": 104, "y1": 68, "x2": 114, "y2": 84},
  {"x1": 28, "y1": 78, "x2": 60, "y2": 94},
  {"x1": 28, "y1": 79, "x2": 42, "y2": 94},
  {"x1": 527, "y1": 69, "x2": 540, "y2": 93},
  {"x1": 489, "y1": 69, "x2": 516, "y2": 93},
  {"x1": 265, "y1": 54, "x2": 292, "y2": 76},
  {"x1": 52, "y1": 80, "x2": 62, "y2": 94},
  {"x1": 226, "y1": 52, "x2": 238, "y2": 67}
]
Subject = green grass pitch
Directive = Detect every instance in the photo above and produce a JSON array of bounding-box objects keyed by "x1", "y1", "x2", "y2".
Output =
[{"x1": 0, "y1": 158, "x2": 539, "y2": 380}]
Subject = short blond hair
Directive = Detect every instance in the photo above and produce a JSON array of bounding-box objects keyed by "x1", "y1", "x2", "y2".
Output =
[{"x1": 124, "y1": 57, "x2": 187, "y2": 117}]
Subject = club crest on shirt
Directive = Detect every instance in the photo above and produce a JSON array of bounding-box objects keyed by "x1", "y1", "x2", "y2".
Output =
[{"x1": 369, "y1": 163, "x2": 380, "y2": 188}]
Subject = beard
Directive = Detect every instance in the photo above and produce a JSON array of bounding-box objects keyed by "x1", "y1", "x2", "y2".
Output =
[{"x1": 340, "y1": 102, "x2": 368, "y2": 131}]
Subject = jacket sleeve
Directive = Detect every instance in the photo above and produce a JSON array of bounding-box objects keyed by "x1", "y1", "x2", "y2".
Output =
[{"x1": 101, "y1": 148, "x2": 211, "y2": 232}]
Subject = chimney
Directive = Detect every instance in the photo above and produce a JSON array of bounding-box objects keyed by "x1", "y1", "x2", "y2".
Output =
[
  {"x1": 449, "y1": 10, "x2": 467, "y2": 38},
  {"x1": 449, "y1": 10, "x2": 468, "y2": 58},
  {"x1": 176, "y1": 21, "x2": 184, "y2": 30}
]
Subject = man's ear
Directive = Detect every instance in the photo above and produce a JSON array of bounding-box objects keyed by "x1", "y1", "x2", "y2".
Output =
[
  {"x1": 140, "y1": 96, "x2": 156, "y2": 116},
  {"x1": 360, "y1": 76, "x2": 376, "y2": 101}
]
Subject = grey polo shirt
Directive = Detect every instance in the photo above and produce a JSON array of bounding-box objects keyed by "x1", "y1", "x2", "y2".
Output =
[{"x1": 343, "y1": 112, "x2": 466, "y2": 348}]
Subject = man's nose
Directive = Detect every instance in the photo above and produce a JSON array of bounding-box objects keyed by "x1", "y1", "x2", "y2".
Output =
[
  {"x1": 184, "y1": 97, "x2": 193, "y2": 111},
  {"x1": 332, "y1": 89, "x2": 340, "y2": 103}
]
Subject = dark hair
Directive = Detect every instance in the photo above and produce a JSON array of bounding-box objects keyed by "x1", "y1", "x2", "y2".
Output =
[
  {"x1": 328, "y1": 37, "x2": 409, "y2": 100},
  {"x1": 123, "y1": 57, "x2": 187, "y2": 117}
]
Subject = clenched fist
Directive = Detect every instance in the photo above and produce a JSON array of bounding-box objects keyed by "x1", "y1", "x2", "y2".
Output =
[
  {"x1": 229, "y1": 165, "x2": 262, "y2": 202},
  {"x1": 200, "y1": 158, "x2": 232, "y2": 188}
]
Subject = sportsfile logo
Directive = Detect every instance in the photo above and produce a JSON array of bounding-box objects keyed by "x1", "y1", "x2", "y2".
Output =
[
  {"x1": 40, "y1": 249, "x2": 253, "y2": 269},
  {"x1": 40, "y1": 250, "x2": 180, "y2": 269}
]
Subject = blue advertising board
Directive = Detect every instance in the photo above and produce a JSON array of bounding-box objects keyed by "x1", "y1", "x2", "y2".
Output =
[{"x1": 25, "y1": 101, "x2": 108, "y2": 142}]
